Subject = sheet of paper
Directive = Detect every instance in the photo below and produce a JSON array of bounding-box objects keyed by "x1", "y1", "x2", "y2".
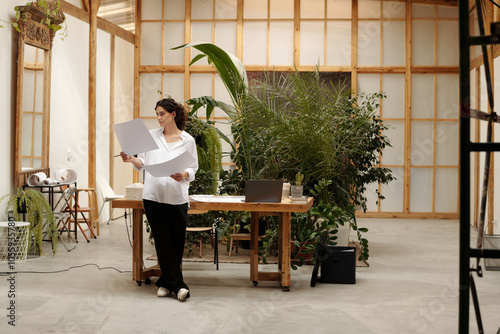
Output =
[
  {"x1": 142, "y1": 150, "x2": 196, "y2": 177},
  {"x1": 189, "y1": 195, "x2": 246, "y2": 203},
  {"x1": 113, "y1": 118, "x2": 159, "y2": 156}
]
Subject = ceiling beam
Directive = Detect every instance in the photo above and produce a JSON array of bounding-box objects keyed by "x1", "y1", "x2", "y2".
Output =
[
  {"x1": 59, "y1": 0, "x2": 135, "y2": 44},
  {"x1": 81, "y1": 0, "x2": 89, "y2": 13},
  {"x1": 411, "y1": 0, "x2": 458, "y2": 6}
]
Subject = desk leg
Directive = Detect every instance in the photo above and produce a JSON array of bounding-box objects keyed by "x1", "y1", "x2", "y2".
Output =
[
  {"x1": 250, "y1": 212, "x2": 259, "y2": 285},
  {"x1": 280, "y1": 212, "x2": 291, "y2": 290},
  {"x1": 278, "y1": 214, "x2": 283, "y2": 272},
  {"x1": 133, "y1": 209, "x2": 144, "y2": 283}
]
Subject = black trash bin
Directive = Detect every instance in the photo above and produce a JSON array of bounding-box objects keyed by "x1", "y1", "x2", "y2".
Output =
[
  {"x1": 318, "y1": 246, "x2": 356, "y2": 284},
  {"x1": 311, "y1": 237, "x2": 356, "y2": 287}
]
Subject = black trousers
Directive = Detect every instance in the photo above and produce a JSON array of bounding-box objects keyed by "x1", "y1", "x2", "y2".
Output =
[{"x1": 143, "y1": 199, "x2": 189, "y2": 294}]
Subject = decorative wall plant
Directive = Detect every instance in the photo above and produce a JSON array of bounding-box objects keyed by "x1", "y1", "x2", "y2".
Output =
[{"x1": 1, "y1": 1, "x2": 67, "y2": 40}]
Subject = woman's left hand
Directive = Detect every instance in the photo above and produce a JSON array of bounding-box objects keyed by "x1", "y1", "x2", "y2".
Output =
[{"x1": 170, "y1": 172, "x2": 187, "y2": 182}]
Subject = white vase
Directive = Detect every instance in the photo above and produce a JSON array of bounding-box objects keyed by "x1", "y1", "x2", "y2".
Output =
[
  {"x1": 282, "y1": 182, "x2": 291, "y2": 197},
  {"x1": 336, "y1": 223, "x2": 350, "y2": 247}
]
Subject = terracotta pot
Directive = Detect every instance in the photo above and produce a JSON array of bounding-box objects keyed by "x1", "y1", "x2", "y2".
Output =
[{"x1": 291, "y1": 241, "x2": 314, "y2": 264}]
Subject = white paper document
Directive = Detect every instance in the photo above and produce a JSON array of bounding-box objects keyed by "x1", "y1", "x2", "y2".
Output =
[
  {"x1": 189, "y1": 195, "x2": 246, "y2": 203},
  {"x1": 142, "y1": 150, "x2": 196, "y2": 177},
  {"x1": 113, "y1": 118, "x2": 159, "y2": 156}
]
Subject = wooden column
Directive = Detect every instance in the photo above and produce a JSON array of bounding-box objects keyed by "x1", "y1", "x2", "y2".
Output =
[
  {"x1": 133, "y1": 0, "x2": 142, "y2": 183},
  {"x1": 403, "y1": 2, "x2": 412, "y2": 215},
  {"x1": 351, "y1": 0, "x2": 358, "y2": 92},
  {"x1": 184, "y1": 0, "x2": 192, "y2": 103},
  {"x1": 294, "y1": 0, "x2": 300, "y2": 66},
  {"x1": 88, "y1": 0, "x2": 100, "y2": 188},
  {"x1": 110, "y1": 35, "x2": 115, "y2": 187},
  {"x1": 236, "y1": 0, "x2": 243, "y2": 60}
]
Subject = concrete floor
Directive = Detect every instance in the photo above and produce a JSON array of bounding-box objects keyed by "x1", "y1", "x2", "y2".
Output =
[{"x1": 0, "y1": 217, "x2": 499, "y2": 334}]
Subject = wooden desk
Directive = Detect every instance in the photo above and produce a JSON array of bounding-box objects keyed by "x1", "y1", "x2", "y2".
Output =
[{"x1": 112, "y1": 196, "x2": 314, "y2": 290}]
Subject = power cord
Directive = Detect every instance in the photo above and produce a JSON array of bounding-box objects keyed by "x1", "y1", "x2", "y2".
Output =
[
  {"x1": 123, "y1": 209, "x2": 148, "y2": 270},
  {"x1": 124, "y1": 209, "x2": 133, "y2": 248},
  {"x1": 0, "y1": 263, "x2": 131, "y2": 276}
]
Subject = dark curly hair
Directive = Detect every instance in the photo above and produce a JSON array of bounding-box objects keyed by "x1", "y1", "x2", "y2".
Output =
[{"x1": 155, "y1": 98, "x2": 187, "y2": 130}]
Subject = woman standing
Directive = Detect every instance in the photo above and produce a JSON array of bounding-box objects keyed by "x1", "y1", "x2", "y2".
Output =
[{"x1": 121, "y1": 98, "x2": 198, "y2": 301}]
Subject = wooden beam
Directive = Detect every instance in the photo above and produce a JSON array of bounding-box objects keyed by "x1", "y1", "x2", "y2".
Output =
[
  {"x1": 59, "y1": 0, "x2": 135, "y2": 44},
  {"x1": 15, "y1": 34, "x2": 25, "y2": 186},
  {"x1": 411, "y1": 0, "x2": 457, "y2": 6},
  {"x1": 110, "y1": 35, "x2": 115, "y2": 188},
  {"x1": 294, "y1": 0, "x2": 300, "y2": 66},
  {"x1": 404, "y1": 1, "x2": 412, "y2": 215},
  {"x1": 81, "y1": 0, "x2": 89, "y2": 13},
  {"x1": 237, "y1": 0, "x2": 243, "y2": 60},
  {"x1": 474, "y1": 68, "x2": 481, "y2": 227},
  {"x1": 137, "y1": 64, "x2": 358, "y2": 74},
  {"x1": 184, "y1": 0, "x2": 192, "y2": 103},
  {"x1": 88, "y1": 0, "x2": 99, "y2": 189},
  {"x1": 133, "y1": 0, "x2": 141, "y2": 183},
  {"x1": 43, "y1": 49, "x2": 52, "y2": 168},
  {"x1": 357, "y1": 211, "x2": 459, "y2": 219},
  {"x1": 351, "y1": 0, "x2": 358, "y2": 93}
]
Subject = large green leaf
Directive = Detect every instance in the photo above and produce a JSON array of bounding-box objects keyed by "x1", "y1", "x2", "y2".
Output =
[{"x1": 172, "y1": 42, "x2": 248, "y2": 103}]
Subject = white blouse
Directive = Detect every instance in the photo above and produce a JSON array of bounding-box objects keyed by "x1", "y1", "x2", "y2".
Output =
[{"x1": 135, "y1": 128, "x2": 198, "y2": 205}]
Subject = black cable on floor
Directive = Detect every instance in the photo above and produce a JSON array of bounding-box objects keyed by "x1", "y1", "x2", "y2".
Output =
[
  {"x1": 124, "y1": 209, "x2": 133, "y2": 248},
  {"x1": 0, "y1": 263, "x2": 131, "y2": 276}
]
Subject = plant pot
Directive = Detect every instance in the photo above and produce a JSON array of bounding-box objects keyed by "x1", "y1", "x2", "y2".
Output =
[
  {"x1": 290, "y1": 185, "x2": 303, "y2": 198},
  {"x1": 335, "y1": 223, "x2": 351, "y2": 247},
  {"x1": 282, "y1": 182, "x2": 291, "y2": 197},
  {"x1": 17, "y1": 198, "x2": 27, "y2": 214},
  {"x1": 291, "y1": 241, "x2": 314, "y2": 264}
]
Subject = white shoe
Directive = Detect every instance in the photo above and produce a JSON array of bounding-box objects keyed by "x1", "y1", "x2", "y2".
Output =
[
  {"x1": 156, "y1": 287, "x2": 170, "y2": 297},
  {"x1": 177, "y1": 288, "x2": 189, "y2": 302}
]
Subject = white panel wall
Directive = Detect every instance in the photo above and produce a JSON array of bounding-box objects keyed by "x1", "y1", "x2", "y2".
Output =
[
  {"x1": 0, "y1": 0, "x2": 20, "y2": 219},
  {"x1": 112, "y1": 37, "x2": 134, "y2": 209},
  {"x1": 51, "y1": 16, "x2": 90, "y2": 192}
]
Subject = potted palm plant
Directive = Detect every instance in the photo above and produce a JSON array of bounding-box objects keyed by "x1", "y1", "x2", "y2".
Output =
[{"x1": 172, "y1": 43, "x2": 394, "y2": 265}]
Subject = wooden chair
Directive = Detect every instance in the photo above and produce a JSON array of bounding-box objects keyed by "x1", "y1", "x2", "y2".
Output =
[
  {"x1": 186, "y1": 210, "x2": 219, "y2": 270},
  {"x1": 68, "y1": 188, "x2": 99, "y2": 242},
  {"x1": 229, "y1": 218, "x2": 267, "y2": 257}
]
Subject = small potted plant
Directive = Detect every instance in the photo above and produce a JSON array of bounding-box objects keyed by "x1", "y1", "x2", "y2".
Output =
[{"x1": 290, "y1": 172, "x2": 304, "y2": 199}]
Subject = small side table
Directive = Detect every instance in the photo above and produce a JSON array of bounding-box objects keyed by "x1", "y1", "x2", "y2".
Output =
[{"x1": 0, "y1": 221, "x2": 30, "y2": 262}]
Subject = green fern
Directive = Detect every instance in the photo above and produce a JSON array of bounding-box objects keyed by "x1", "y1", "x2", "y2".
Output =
[{"x1": 1, "y1": 188, "x2": 57, "y2": 255}]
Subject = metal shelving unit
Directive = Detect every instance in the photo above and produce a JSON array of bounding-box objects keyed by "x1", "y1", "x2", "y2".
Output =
[{"x1": 459, "y1": 0, "x2": 500, "y2": 333}]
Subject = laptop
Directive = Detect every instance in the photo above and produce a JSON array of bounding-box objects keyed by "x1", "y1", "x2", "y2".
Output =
[{"x1": 244, "y1": 180, "x2": 284, "y2": 203}]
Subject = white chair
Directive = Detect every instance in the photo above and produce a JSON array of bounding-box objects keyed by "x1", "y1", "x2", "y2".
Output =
[
  {"x1": 97, "y1": 175, "x2": 125, "y2": 225},
  {"x1": 54, "y1": 186, "x2": 77, "y2": 251}
]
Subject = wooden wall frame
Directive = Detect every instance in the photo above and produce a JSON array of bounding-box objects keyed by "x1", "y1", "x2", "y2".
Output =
[
  {"x1": 134, "y1": 0, "x2": 460, "y2": 219},
  {"x1": 14, "y1": 2, "x2": 65, "y2": 188}
]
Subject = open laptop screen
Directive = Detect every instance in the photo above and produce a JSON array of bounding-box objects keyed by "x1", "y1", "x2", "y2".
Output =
[{"x1": 244, "y1": 180, "x2": 283, "y2": 203}]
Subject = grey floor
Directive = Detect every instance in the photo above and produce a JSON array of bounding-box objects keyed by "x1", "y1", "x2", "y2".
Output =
[{"x1": 0, "y1": 216, "x2": 499, "y2": 334}]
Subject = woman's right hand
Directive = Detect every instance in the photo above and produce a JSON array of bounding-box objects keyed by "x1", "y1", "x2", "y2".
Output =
[
  {"x1": 120, "y1": 151, "x2": 133, "y2": 163},
  {"x1": 121, "y1": 152, "x2": 143, "y2": 169}
]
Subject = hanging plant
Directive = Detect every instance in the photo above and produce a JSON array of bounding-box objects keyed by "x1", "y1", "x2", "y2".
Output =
[{"x1": 0, "y1": 188, "x2": 57, "y2": 255}]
